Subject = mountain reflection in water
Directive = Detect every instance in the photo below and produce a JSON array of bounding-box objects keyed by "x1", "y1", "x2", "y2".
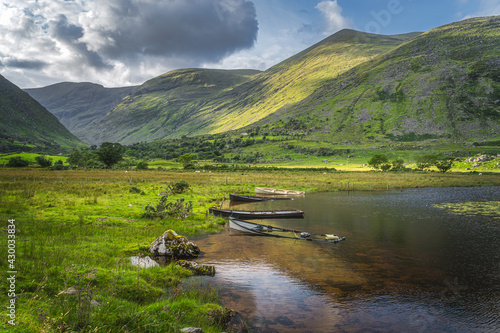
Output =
[{"x1": 192, "y1": 187, "x2": 500, "y2": 332}]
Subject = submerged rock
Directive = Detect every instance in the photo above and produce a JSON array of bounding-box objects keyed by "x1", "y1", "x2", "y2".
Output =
[
  {"x1": 149, "y1": 230, "x2": 201, "y2": 259},
  {"x1": 176, "y1": 260, "x2": 215, "y2": 276}
]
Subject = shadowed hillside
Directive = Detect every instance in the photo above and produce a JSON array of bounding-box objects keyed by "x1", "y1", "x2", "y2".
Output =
[
  {"x1": 83, "y1": 69, "x2": 261, "y2": 144},
  {"x1": 0, "y1": 75, "x2": 83, "y2": 151},
  {"x1": 25, "y1": 82, "x2": 136, "y2": 142}
]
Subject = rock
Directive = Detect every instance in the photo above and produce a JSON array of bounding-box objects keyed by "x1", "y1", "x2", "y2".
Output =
[
  {"x1": 90, "y1": 300, "x2": 101, "y2": 307},
  {"x1": 149, "y1": 230, "x2": 201, "y2": 259},
  {"x1": 130, "y1": 255, "x2": 159, "y2": 268},
  {"x1": 59, "y1": 287, "x2": 79, "y2": 295},
  {"x1": 176, "y1": 260, "x2": 215, "y2": 276},
  {"x1": 180, "y1": 328, "x2": 204, "y2": 333}
]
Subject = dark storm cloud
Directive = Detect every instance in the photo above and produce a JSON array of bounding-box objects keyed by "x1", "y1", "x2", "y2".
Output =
[
  {"x1": 94, "y1": 0, "x2": 259, "y2": 64},
  {"x1": 51, "y1": 14, "x2": 112, "y2": 70},
  {"x1": 3, "y1": 58, "x2": 48, "y2": 70}
]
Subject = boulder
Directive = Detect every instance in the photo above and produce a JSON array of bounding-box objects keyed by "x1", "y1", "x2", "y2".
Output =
[
  {"x1": 149, "y1": 230, "x2": 200, "y2": 259},
  {"x1": 176, "y1": 260, "x2": 215, "y2": 276},
  {"x1": 180, "y1": 328, "x2": 204, "y2": 333},
  {"x1": 130, "y1": 255, "x2": 159, "y2": 268}
]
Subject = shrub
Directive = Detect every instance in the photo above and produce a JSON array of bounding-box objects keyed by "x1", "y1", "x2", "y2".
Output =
[
  {"x1": 178, "y1": 153, "x2": 195, "y2": 169},
  {"x1": 129, "y1": 186, "x2": 145, "y2": 195},
  {"x1": 380, "y1": 163, "x2": 392, "y2": 172},
  {"x1": 368, "y1": 154, "x2": 388, "y2": 169},
  {"x1": 435, "y1": 158, "x2": 454, "y2": 173},
  {"x1": 143, "y1": 195, "x2": 193, "y2": 219},
  {"x1": 7, "y1": 156, "x2": 30, "y2": 167},
  {"x1": 416, "y1": 154, "x2": 438, "y2": 171},
  {"x1": 51, "y1": 160, "x2": 69, "y2": 170},
  {"x1": 35, "y1": 155, "x2": 53, "y2": 168},
  {"x1": 391, "y1": 158, "x2": 405, "y2": 170},
  {"x1": 136, "y1": 161, "x2": 149, "y2": 170},
  {"x1": 173, "y1": 180, "x2": 190, "y2": 194}
]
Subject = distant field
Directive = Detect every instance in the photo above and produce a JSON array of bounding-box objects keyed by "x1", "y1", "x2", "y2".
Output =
[{"x1": 0, "y1": 152, "x2": 67, "y2": 165}]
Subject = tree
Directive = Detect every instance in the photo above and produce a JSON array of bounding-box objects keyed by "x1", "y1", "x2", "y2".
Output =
[
  {"x1": 435, "y1": 158, "x2": 454, "y2": 173},
  {"x1": 136, "y1": 161, "x2": 149, "y2": 170},
  {"x1": 368, "y1": 154, "x2": 389, "y2": 170},
  {"x1": 35, "y1": 155, "x2": 53, "y2": 168},
  {"x1": 68, "y1": 149, "x2": 100, "y2": 168},
  {"x1": 178, "y1": 153, "x2": 195, "y2": 169},
  {"x1": 391, "y1": 158, "x2": 405, "y2": 170},
  {"x1": 380, "y1": 163, "x2": 392, "y2": 172},
  {"x1": 96, "y1": 142, "x2": 126, "y2": 168},
  {"x1": 416, "y1": 154, "x2": 437, "y2": 171},
  {"x1": 7, "y1": 156, "x2": 29, "y2": 167}
]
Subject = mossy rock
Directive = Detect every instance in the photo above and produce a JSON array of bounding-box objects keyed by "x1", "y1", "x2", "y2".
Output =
[
  {"x1": 176, "y1": 260, "x2": 215, "y2": 276},
  {"x1": 149, "y1": 230, "x2": 201, "y2": 259}
]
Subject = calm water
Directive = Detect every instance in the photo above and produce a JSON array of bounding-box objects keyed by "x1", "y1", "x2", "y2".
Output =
[{"x1": 192, "y1": 187, "x2": 500, "y2": 332}]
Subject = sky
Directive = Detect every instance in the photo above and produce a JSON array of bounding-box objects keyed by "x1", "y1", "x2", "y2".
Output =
[{"x1": 0, "y1": 0, "x2": 499, "y2": 88}]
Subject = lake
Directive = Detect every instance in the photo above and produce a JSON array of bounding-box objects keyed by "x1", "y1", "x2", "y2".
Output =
[{"x1": 192, "y1": 187, "x2": 500, "y2": 332}]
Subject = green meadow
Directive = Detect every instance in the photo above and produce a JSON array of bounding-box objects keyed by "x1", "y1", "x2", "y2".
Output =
[{"x1": 1, "y1": 161, "x2": 500, "y2": 332}]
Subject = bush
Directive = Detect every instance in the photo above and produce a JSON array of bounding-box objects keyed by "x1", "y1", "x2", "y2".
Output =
[
  {"x1": 435, "y1": 158, "x2": 454, "y2": 173},
  {"x1": 7, "y1": 156, "x2": 30, "y2": 167},
  {"x1": 51, "y1": 160, "x2": 69, "y2": 170},
  {"x1": 391, "y1": 158, "x2": 405, "y2": 170},
  {"x1": 368, "y1": 154, "x2": 388, "y2": 169},
  {"x1": 136, "y1": 161, "x2": 149, "y2": 170},
  {"x1": 35, "y1": 155, "x2": 53, "y2": 168},
  {"x1": 143, "y1": 195, "x2": 193, "y2": 219},
  {"x1": 380, "y1": 163, "x2": 392, "y2": 172},
  {"x1": 173, "y1": 180, "x2": 190, "y2": 194},
  {"x1": 129, "y1": 186, "x2": 145, "y2": 195},
  {"x1": 416, "y1": 154, "x2": 438, "y2": 171}
]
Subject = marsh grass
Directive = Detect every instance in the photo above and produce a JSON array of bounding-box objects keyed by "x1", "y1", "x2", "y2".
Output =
[
  {"x1": 434, "y1": 201, "x2": 500, "y2": 219},
  {"x1": 0, "y1": 168, "x2": 499, "y2": 332}
]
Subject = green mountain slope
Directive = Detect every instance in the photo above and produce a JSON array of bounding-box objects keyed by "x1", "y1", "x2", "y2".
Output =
[
  {"x1": 84, "y1": 69, "x2": 261, "y2": 144},
  {"x1": 0, "y1": 75, "x2": 83, "y2": 150},
  {"x1": 84, "y1": 30, "x2": 418, "y2": 144},
  {"x1": 258, "y1": 16, "x2": 500, "y2": 144},
  {"x1": 25, "y1": 82, "x2": 136, "y2": 142}
]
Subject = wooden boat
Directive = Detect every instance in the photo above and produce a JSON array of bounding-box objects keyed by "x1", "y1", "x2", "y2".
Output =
[
  {"x1": 255, "y1": 187, "x2": 305, "y2": 195},
  {"x1": 209, "y1": 207, "x2": 304, "y2": 219},
  {"x1": 229, "y1": 194, "x2": 293, "y2": 202},
  {"x1": 229, "y1": 217, "x2": 346, "y2": 243}
]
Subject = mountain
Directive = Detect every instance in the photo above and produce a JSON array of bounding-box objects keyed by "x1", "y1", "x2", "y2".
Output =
[
  {"x1": 82, "y1": 31, "x2": 418, "y2": 144},
  {"x1": 25, "y1": 82, "x2": 136, "y2": 142},
  {"x1": 256, "y1": 16, "x2": 500, "y2": 144},
  {"x1": 83, "y1": 69, "x2": 261, "y2": 144},
  {"x1": 0, "y1": 74, "x2": 83, "y2": 150},
  {"x1": 26, "y1": 16, "x2": 500, "y2": 147}
]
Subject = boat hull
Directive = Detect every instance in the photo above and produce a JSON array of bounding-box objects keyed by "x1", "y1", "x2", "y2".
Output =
[
  {"x1": 209, "y1": 208, "x2": 304, "y2": 219},
  {"x1": 229, "y1": 194, "x2": 269, "y2": 202},
  {"x1": 255, "y1": 187, "x2": 305, "y2": 195},
  {"x1": 229, "y1": 217, "x2": 346, "y2": 243},
  {"x1": 229, "y1": 194, "x2": 293, "y2": 202}
]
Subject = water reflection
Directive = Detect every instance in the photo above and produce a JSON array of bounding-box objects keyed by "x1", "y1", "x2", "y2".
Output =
[{"x1": 193, "y1": 187, "x2": 500, "y2": 332}]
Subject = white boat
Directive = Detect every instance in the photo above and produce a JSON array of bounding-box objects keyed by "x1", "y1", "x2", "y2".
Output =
[{"x1": 255, "y1": 187, "x2": 305, "y2": 195}]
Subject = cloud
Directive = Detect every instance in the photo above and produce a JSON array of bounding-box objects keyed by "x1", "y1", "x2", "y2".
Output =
[
  {"x1": 0, "y1": 0, "x2": 258, "y2": 87},
  {"x1": 2, "y1": 58, "x2": 48, "y2": 70},
  {"x1": 476, "y1": 0, "x2": 500, "y2": 15},
  {"x1": 460, "y1": 0, "x2": 500, "y2": 18},
  {"x1": 315, "y1": 0, "x2": 353, "y2": 35}
]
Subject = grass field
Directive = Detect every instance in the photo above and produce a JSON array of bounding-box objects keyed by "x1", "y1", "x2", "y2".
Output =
[{"x1": 0, "y1": 166, "x2": 499, "y2": 332}]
